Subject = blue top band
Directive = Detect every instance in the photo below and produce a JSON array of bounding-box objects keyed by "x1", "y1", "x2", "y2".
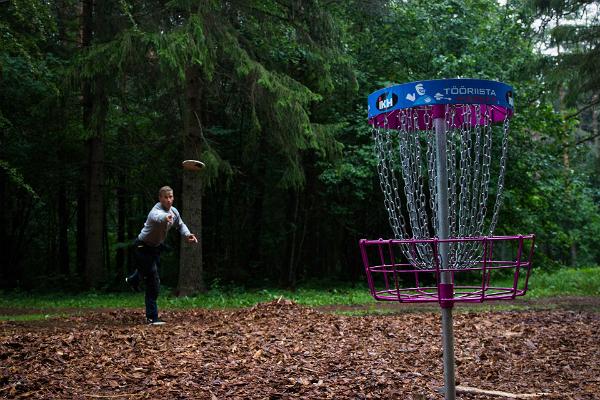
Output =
[{"x1": 367, "y1": 79, "x2": 514, "y2": 119}]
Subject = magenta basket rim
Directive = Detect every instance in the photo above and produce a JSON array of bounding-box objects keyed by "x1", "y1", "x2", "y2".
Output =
[{"x1": 359, "y1": 234, "x2": 536, "y2": 306}]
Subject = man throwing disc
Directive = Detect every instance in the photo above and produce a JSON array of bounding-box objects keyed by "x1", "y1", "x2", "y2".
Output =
[{"x1": 126, "y1": 186, "x2": 198, "y2": 325}]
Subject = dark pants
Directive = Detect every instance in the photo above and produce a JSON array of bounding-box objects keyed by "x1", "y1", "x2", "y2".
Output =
[{"x1": 129, "y1": 240, "x2": 161, "y2": 321}]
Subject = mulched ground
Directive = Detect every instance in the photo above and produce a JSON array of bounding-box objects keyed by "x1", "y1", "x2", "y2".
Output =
[{"x1": 1, "y1": 300, "x2": 599, "y2": 399}]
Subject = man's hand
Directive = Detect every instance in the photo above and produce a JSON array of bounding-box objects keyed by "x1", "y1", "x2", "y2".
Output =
[
  {"x1": 187, "y1": 234, "x2": 198, "y2": 243},
  {"x1": 165, "y1": 213, "x2": 174, "y2": 223}
]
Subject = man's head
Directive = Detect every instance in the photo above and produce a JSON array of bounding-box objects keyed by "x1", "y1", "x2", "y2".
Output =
[{"x1": 158, "y1": 186, "x2": 174, "y2": 210}]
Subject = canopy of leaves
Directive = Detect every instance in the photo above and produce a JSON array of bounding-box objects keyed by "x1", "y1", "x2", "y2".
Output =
[{"x1": 0, "y1": 0, "x2": 598, "y2": 290}]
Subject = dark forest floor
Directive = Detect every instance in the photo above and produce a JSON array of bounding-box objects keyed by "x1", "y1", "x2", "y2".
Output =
[{"x1": 1, "y1": 299, "x2": 599, "y2": 399}]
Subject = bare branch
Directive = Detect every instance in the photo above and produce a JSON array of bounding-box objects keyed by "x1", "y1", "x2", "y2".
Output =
[
  {"x1": 574, "y1": 132, "x2": 600, "y2": 146},
  {"x1": 455, "y1": 386, "x2": 551, "y2": 399},
  {"x1": 565, "y1": 96, "x2": 600, "y2": 120}
]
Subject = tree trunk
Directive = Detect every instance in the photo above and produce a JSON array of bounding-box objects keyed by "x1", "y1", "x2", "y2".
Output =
[
  {"x1": 10, "y1": 199, "x2": 33, "y2": 286},
  {"x1": 85, "y1": 135, "x2": 105, "y2": 286},
  {"x1": 127, "y1": 194, "x2": 135, "y2": 273},
  {"x1": 284, "y1": 190, "x2": 300, "y2": 289},
  {"x1": 177, "y1": 65, "x2": 205, "y2": 296},
  {"x1": 81, "y1": 0, "x2": 110, "y2": 287},
  {"x1": 77, "y1": 0, "x2": 92, "y2": 280},
  {"x1": 116, "y1": 186, "x2": 126, "y2": 278},
  {"x1": 58, "y1": 183, "x2": 69, "y2": 276},
  {"x1": 0, "y1": 172, "x2": 7, "y2": 285},
  {"x1": 593, "y1": 95, "x2": 599, "y2": 156},
  {"x1": 103, "y1": 206, "x2": 110, "y2": 274},
  {"x1": 76, "y1": 186, "x2": 86, "y2": 277}
]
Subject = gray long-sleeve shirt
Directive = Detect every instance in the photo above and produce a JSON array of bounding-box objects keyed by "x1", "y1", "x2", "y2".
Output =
[{"x1": 137, "y1": 203, "x2": 191, "y2": 247}]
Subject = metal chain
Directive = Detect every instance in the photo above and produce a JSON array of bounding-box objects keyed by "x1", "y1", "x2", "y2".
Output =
[
  {"x1": 372, "y1": 104, "x2": 510, "y2": 269},
  {"x1": 445, "y1": 106, "x2": 457, "y2": 239},
  {"x1": 488, "y1": 114, "x2": 510, "y2": 235}
]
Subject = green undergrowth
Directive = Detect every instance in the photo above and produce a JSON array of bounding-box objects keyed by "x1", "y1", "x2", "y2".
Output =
[
  {"x1": 0, "y1": 313, "x2": 70, "y2": 322},
  {"x1": 0, "y1": 284, "x2": 374, "y2": 312},
  {"x1": 0, "y1": 267, "x2": 598, "y2": 320},
  {"x1": 520, "y1": 267, "x2": 600, "y2": 297}
]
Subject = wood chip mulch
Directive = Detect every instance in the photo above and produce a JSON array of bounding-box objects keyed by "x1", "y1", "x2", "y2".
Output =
[{"x1": 1, "y1": 300, "x2": 599, "y2": 399}]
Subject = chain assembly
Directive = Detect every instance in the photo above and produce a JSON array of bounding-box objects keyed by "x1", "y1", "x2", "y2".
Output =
[{"x1": 372, "y1": 104, "x2": 510, "y2": 270}]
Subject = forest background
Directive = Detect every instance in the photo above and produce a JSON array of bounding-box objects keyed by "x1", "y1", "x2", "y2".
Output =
[{"x1": 1, "y1": 0, "x2": 599, "y2": 296}]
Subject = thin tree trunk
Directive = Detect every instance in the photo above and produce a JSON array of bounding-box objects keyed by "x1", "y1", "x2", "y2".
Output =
[
  {"x1": 82, "y1": 0, "x2": 111, "y2": 287},
  {"x1": 47, "y1": 199, "x2": 57, "y2": 274},
  {"x1": 556, "y1": 54, "x2": 577, "y2": 266},
  {"x1": 103, "y1": 206, "x2": 110, "y2": 274},
  {"x1": 177, "y1": 65, "x2": 205, "y2": 296},
  {"x1": 127, "y1": 194, "x2": 135, "y2": 273},
  {"x1": 76, "y1": 187, "x2": 86, "y2": 277},
  {"x1": 0, "y1": 173, "x2": 8, "y2": 284},
  {"x1": 12, "y1": 199, "x2": 33, "y2": 286},
  {"x1": 116, "y1": 77, "x2": 129, "y2": 279},
  {"x1": 116, "y1": 186, "x2": 126, "y2": 278},
  {"x1": 593, "y1": 95, "x2": 599, "y2": 156},
  {"x1": 58, "y1": 183, "x2": 70, "y2": 275},
  {"x1": 246, "y1": 136, "x2": 267, "y2": 278},
  {"x1": 85, "y1": 135, "x2": 105, "y2": 286},
  {"x1": 77, "y1": 0, "x2": 92, "y2": 280},
  {"x1": 286, "y1": 190, "x2": 300, "y2": 289},
  {"x1": 294, "y1": 200, "x2": 309, "y2": 281}
]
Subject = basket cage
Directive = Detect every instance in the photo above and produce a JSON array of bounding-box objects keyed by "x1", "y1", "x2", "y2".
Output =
[{"x1": 359, "y1": 235, "x2": 535, "y2": 306}]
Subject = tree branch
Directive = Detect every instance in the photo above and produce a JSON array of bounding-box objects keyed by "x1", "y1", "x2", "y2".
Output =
[
  {"x1": 455, "y1": 386, "x2": 551, "y2": 399},
  {"x1": 193, "y1": 111, "x2": 212, "y2": 149},
  {"x1": 565, "y1": 96, "x2": 600, "y2": 120},
  {"x1": 574, "y1": 131, "x2": 600, "y2": 146}
]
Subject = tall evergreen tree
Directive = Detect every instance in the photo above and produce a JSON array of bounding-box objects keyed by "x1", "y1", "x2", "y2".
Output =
[{"x1": 533, "y1": 0, "x2": 600, "y2": 106}]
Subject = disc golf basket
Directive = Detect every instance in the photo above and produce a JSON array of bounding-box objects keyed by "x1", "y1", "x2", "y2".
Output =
[{"x1": 360, "y1": 79, "x2": 535, "y2": 400}]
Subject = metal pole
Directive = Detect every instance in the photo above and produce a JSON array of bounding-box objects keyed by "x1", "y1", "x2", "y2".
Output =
[{"x1": 433, "y1": 105, "x2": 455, "y2": 400}]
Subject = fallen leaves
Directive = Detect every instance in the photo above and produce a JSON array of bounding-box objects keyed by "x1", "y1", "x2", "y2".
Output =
[{"x1": 0, "y1": 302, "x2": 598, "y2": 399}]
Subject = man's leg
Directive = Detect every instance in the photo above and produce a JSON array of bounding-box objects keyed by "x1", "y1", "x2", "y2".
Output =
[
  {"x1": 128, "y1": 241, "x2": 148, "y2": 291},
  {"x1": 144, "y1": 258, "x2": 161, "y2": 322}
]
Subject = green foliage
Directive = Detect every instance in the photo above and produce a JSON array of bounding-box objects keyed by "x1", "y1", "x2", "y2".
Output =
[
  {"x1": 0, "y1": 0, "x2": 56, "y2": 58},
  {"x1": 532, "y1": 0, "x2": 600, "y2": 103},
  {"x1": 0, "y1": 313, "x2": 68, "y2": 322},
  {"x1": 154, "y1": 14, "x2": 213, "y2": 81},
  {"x1": 1, "y1": 0, "x2": 599, "y2": 290},
  {"x1": 0, "y1": 284, "x2": 374, "y2": 310},
  {"x1": 347, "y1": 0, "x2": 537, "y2": 94},
  {"x1": 520, "y1": 266, "x2": 600, "y2": 297},
  {"x1": 500, "y1": 89, "x2": 600, "y2": 266},
  {"x1": 1, "y1": 267, "x2": 598, "y2": 315},
  {"x1": 0, "y1": 160, "x2": 40, "y2": 200}
]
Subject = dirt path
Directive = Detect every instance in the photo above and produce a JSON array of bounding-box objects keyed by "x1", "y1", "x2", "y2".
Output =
[{"x1": 1, "y1": 300, "x2": 599, "y2": 399}]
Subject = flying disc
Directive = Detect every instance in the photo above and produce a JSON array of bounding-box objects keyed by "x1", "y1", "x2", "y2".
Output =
[{"x1": 182, "y1": 160, "x2": 205, "y2": 171}]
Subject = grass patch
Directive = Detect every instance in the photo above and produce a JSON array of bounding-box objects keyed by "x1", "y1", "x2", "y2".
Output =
[
  {"x1": 0, "y1": 313, "x2": 66, "y2": 322},
  {"x1": 495, "y1": 266, "x2": 600, "y2": 298},
  {"x1": 530, "y1": 267, "x2": 600, "y2": 297},
  {"x1": 0, "y1": 267, "x2": 598, "y2": 314},
  {"x1": 157, "y1": 286, "x2": 374, "y2": 309},
  {"x1": 0, "y1": 285, "x2": 376, "y2": 311},
  {"x1": 0, "y1": 292, "x2": 142, "y2": 310}
]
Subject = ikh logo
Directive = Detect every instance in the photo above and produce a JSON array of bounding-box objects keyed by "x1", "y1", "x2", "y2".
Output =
[{"x1": 376, "y1": 92, "x2": 398, "y2": 110}]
